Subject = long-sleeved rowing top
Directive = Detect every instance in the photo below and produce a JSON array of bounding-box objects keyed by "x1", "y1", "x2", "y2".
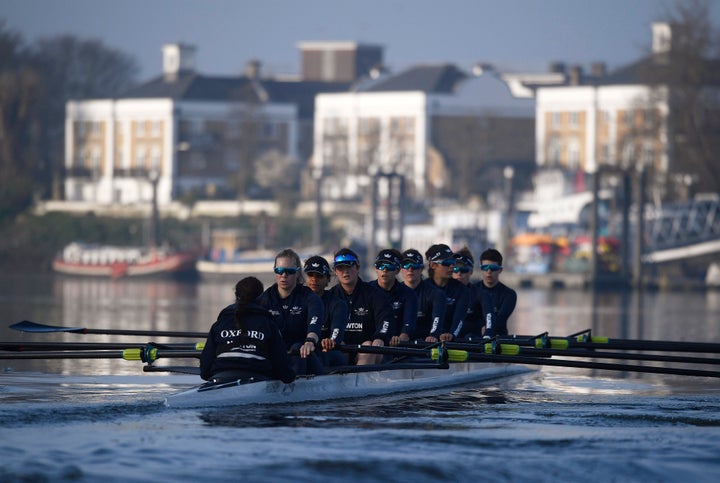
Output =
[
  {"x1": 330, "y1": 278, "x2": 394, "y2": 345},
  {"x1": 403, "y1": 279, "x2": 447, "y2": 339},
  {"x1": 426, "y1": 277, "x2": 471, "y2": 338},
  {"x1": 319, "y1": 289, "x2": 349, "y2": 344},
  {"x1": 257, "y1": 283, "x2": 323, "y2": 348},
  {"x1": 199, "y1": 303, "x2": 295, "y2": 383},
  {"x1": 370, "y1": 279, "x2": 418, "y2": 338},
  {"x1": 475, "y1": 281, "x2": 517, "y2": 338}
]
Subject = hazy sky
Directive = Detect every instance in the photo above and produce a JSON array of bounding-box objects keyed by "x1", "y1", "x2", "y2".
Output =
[{"x1": 2, "y1": 0, "x2": 716, "y2": 80}]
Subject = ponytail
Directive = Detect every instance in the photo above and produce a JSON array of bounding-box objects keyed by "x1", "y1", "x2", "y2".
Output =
[{"x1": 234, "y1": 276, "x2": 264, "y2": 330}]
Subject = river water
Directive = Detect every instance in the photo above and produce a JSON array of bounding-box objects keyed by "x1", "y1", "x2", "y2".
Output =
[{"x1": 1, "y1": 272, "x2": 720, "y2": 482}]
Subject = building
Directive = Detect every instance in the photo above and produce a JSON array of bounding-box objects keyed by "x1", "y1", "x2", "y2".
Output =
[
  {"x1": 534, "y1": 22, "x2": 720, "y2": 197},
  {"x1": 311, "y1": 63, "x2": 536, "y2": 204},
  {"x1": 63, "y1": 43, "x2": 358, "y2": 208}
]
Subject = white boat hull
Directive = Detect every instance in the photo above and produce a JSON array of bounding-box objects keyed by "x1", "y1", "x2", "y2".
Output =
[{"x1": 165, "y1": 362, "x2": 531, "y2": 408}]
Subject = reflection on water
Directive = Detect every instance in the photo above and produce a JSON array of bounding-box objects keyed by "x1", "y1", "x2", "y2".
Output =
[{"x1": 2, "y1": 271, "x2": 720, "y2": 376}]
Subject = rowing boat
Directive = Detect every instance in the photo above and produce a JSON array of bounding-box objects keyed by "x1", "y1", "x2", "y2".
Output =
[{"x1": 164, "y1": 361, "x2": 532, "y2": 409}]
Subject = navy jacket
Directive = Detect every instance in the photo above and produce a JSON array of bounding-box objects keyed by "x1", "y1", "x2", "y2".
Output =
[
  {"x1": 427, "y1": 278, "x2": 471, "y2": 338},
  {"x1": 330, "y1": 278, "x2": 394, "y2": 345},
  {"x1": 319, "y1": 290, "x2": 349, "y2": 343},
  {"x1": 403, "y1": 279, "x2": 447, "y2": 339},
  {"x1": 475, "y1": 281, "x2": 517, "y2": 338},
  {"x1": 459, "y1": 283, "x2": 484, "y2": 338},
  {"x1": 257, "y1": 283, "x2": 323, "y2": 348},
  {"x1": 370, "y1": 279, "x2": 418, "y2": 337},
  {"x1": 199, "y1": 303, "x2": 295, "y2": 383}
]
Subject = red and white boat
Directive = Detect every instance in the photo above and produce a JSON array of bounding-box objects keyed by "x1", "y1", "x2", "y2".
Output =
[{"x1": 52, "y1": 242, "x2": 197, "y2": 278}]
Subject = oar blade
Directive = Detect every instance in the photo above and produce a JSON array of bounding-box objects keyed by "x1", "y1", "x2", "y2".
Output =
[{"x1": 10, "y1": 320, "x2": 85, "y2": 333}]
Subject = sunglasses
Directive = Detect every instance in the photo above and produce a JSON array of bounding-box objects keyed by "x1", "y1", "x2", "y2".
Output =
[
  {"x1": 480, "y1": 264, "x2": 502, "y2": 272},
  {"x1": 274, "y1": 266, "x2": 300, "y2": 275},
  {"x1": 402, "y1": 262, "x2": 424, "y2": 270},
  {"x1": 435, "y1": 259, "x2": 456, "y2": 267},
  {"x1": 374, "y1": 262, "x2": 399, "y2": 271},
  {"x1": 453, "y1": 266, "x2": 471, "y2": 274}
]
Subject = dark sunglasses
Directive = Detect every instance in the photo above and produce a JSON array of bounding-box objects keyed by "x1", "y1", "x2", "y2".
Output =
[
  {"x1": 374, "y1": 262, "x2": 399, "y2": 271},
  {"x1": 436, "y1": 259, "x2": 456, "y2": 266},
  {"x1": 402, "y1": 262, "x2": 424, "y2": 270},
  {"x1": 480, "y1": 264, "x2": 502, "y2": 272},
  {"x1": 453, "y1": 266, "x2": 471, "y2": 274},
  {"x1": 274, "y1": 266, "x2": 300, "y2": 275}
]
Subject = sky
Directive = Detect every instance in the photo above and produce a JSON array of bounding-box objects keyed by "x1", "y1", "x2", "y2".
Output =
[{"x1": 1, "y1": 0, "x2": 717, "y2": 81}]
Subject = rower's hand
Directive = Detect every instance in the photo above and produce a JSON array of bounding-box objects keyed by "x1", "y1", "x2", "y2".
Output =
[
  {"x1": 300, "y1": 341, "x2": 315, "y2": 358},
  {"x1": 439, "y1": 332, "x2": 454, "y2": 342},
  {"x1": 320, "y1": 338, "x2": 335, "y2": 351},
  {"x1": 389, "y1": 336, "x2": 400, "y2": 346},
  {"x1": 372, "y1": 338, "x2": 384, "y2": 347},
  {"x1": 425, "y1": 336, "x2": 438, "y2": 343}
]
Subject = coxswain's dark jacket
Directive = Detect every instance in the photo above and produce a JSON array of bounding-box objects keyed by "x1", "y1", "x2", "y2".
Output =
[
  {"x1": 199, "y1": 302, "x2": 295, "y2": 383},
  {"x1": 426, "y1": 278, "x2": 471, "y2": 338}
]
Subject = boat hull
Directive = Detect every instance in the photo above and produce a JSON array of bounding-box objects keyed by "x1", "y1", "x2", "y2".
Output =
[
  {"x1": 165, "y1": 362, "x2": 530, "y2": 408},
  {"x1": 53, "y1": 251, "x2": 197, "y2": 278}
]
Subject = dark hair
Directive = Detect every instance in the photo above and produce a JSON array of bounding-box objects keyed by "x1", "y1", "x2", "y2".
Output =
[
  {"x1": 234, "y1": 276, "x2": 264, "y2": 329},
  {"x1": 480, "y1": 248, "x2": 503, "y2": 265},
  {"x1": 455, "y1": 245, "x2": 474, "y2": 263}
]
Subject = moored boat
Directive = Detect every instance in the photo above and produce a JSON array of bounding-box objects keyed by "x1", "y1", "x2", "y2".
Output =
[
  {"x1": 164, "y1": 361, "x2": 532, "y2": 408},
  {"x1": 52, "y1": 242, "x2": 198, "y2": 278}
]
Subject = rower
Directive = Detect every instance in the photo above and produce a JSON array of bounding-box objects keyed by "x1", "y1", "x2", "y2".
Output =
[
  {"x1": 424, "y1": 244, "x2": 471, "y2": 342},
  {"x1": 474, "y1": 248, "x2": 516, "y2": 338},
  {"x1": 329, "y1": 248, "x2": 395, "y2": 365},
  {"x1": 399, "y1": 248, "x2": 447, "y2": 343},
  {"x1": 452, "y1": 246, "x2": 484, "y2": 341},
  {"x1": 303, "y1": 255, "x2": 348, "y2": 367},
  {"x1": 369, "y1": 248, "x2": 418, "y2": 347},
  {"x1": 257, "y1": 248, "x2": 324, "y2": 375},
  {"x1": 199, "y1": 276, "x2": 295, "y2": 384}
]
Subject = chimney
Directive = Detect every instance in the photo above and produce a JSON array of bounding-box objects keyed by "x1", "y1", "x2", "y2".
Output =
[
  {"x1": 246, "y1": 59, "x2": 262, "y2": 79},
  {"x1": 549, "y1": 62, "x2": 566, "y2": 74},
  {"x1": 652, "y1": 22, "x2": 672, "y2": 54},
  {"x1": 568, "y1": 65, "x2": 583, "y2": 85},
  {"x1": 590, "y1": 62, "x2": 607, "y2": 78},
  {"x1": 162, "y1": 44, "x2": 196, "y2": 81}
]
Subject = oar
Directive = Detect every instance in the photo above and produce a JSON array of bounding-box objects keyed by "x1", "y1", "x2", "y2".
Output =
[
  {"x1": 0, "y1": 348, "x2": 200, "y2": 362},
  {"x1": 445, "y1": 342, "x2": 720, "y2": 366},
  {"x1": 432, "y1": 349, "x2": 720, "y2": 378},
  {"x1": 10, "y1": 320, "x2": 207, "y2": 338},
  {"x1": 496, "y1": 333, "x2": 720, "y2": 354},
  {"x1": 0, "y1": 341, "x2": 204, "y2": 351}
]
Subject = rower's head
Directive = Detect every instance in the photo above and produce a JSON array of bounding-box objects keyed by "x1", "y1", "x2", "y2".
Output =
[
  {"x1": 452, "y1": 246, "x2": 474, "y2": 286},
  {"x1": 426, "y1": 244, "x2": 455, "y2": 282},
  {"x1": 333, "y1": 248, "x2": 360, "y2": 289},
  {"x1": 374, "y1": 248, "x2": 401, "y2": 288},
  {"x1": 274, "y1": 248, "x2": 303, "y2": 290},
  {"x1": 479, "y1": 248, "x2": 504, "y2": 288},
  {"x1": 235, "y1": 276, "x2": 264, "y2": 304},
  {"x1": 400, "y1": 248, "x2": 424, "y2": 288},
  {"x1": 303, "y1": 255, "x2": 331, "y2": 295}
]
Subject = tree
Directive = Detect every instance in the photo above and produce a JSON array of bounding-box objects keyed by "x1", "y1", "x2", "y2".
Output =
[
  {"x1": 638, "y1": 0, "x2": 720, "y2": 199},
  {"x1": 0, "y1": 22, "x2": 43, "y2": 221},
  {"x1": 0, "y1": 26, "x2": 139, "y2": 221},
  {"x1": 30, "y1": 35, "x2": 139, "y2": 200}
]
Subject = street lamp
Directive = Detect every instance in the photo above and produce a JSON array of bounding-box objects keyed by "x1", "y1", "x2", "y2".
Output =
[
  {"x1": 503, "y1": 166, "x2": 515, "y2": 256},
  {"x1": 149, "y1": 169, "x2": 160, "y2": 248}
]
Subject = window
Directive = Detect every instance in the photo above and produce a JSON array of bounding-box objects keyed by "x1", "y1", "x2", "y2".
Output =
[
  {"x1": 623, "y1": 110, "x2": 634, "y2": 127},
  {"x1": 550, "y1": 112, "x2": 561, "y2": 129},
  {"x1": 547, "y1": 135, "x2": 562, "y2": 165},
  {"x1": 151, "y1": 121, "x2": 161, "y2": 137},
  {"x1": 135, "y1": 121, "x2": 145, "y2": 137},
  {"x1": 569, "y1": 112, "x2": 579, "y2": 128},
  {"x1": 136, "y1": 147, "x2": 147, "y2": 167},
  {"x1": 621, "y1": 140, "x2": 635, "y2": 168},
  {"x1": 641, "y1": 140, "x2": 654, "y2": 165},
  {"x1": 151, "y1": 147, "x2": 161, "y2": 170},
  {"x1": 262, "y1": 122, "x2": 277, "y2": 139}
]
